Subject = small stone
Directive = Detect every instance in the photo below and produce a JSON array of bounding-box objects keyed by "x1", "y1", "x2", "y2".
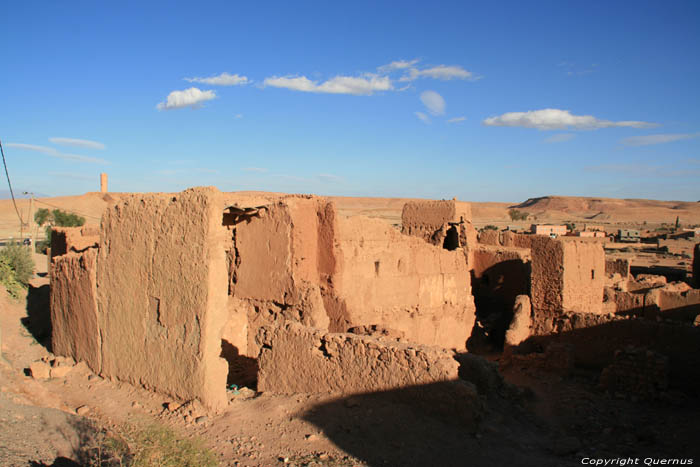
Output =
[
  {"x1": 50, "y1": 365, "x2": 73, "y2": 378},
  {"x1": 195, "y1": 415, "x2": 208, "y2": 424},
  {"x1": 318, "y1": 454, "x2": 329, "y2": 460},
  {"x1": 76, "y1": 405, "x2": 90, "y2": 416},
  {"x1": 87, "y1": 374, "x2": 100, "y2": 381},
  {"x1": 131, "y1": 401, "x2": 140, "y2": 408},
  {"x1": 28, "y1": 361, "x2": 50, "y2": 379},
  {"x1": 305, "y1": 434, "x2": 319, "y2": 441}
]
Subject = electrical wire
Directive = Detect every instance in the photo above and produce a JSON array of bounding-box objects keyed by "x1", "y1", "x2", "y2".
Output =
[
  {"x1": 0, "y1": 138, "x2": 25, "y2": 225},
  {"x1": 33, "y1": 199, "x2": 102, "y2": 221}
]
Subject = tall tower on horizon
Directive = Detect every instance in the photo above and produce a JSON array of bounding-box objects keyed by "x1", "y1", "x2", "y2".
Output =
[{"x1": 100, "y1": 173, "x2": 108, "y2": 193}]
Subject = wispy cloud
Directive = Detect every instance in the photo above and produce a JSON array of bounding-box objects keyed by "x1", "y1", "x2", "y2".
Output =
[
  {"x1": 49, "y1": 137, "x2": 105, "y2": 150},
  {"x1": 5, "y1": 143, "x2": 107, "y2": 164},
  {"x1": 621, "y1": 133, "x2": 699, "y2": 146},
  {"x1": 263, "y1": 74, "x2": 392, "y2": 95},
  {"x1": 483, "y1": 109, "x2": 655, "y2": 130},
  {"x1": 234, "y1": 114, "x2": 243, "y2": 119},
  {"x1": 420, "y1": 90, "x2": 445, "y2": 116},
  {"x1": 447, "y1": 117, "x2": 466, "y2": 124},
  {"x1": 156, "y1": 87, "x2": 217, "y2": 110},
  {"x1": 317, "y1": 173, "x2": 343, "y2": 183},
  {"x1": 378, "y1": 59, "x2": 420, "y2": 72},
  {"x1": 415, "y1": 111, "x2": 431, "y2": 124},
  {"x1": 242, "y1": 167, "x2": 268, "y2": 173},
  {"x1": 401, "y1": 64, "x2": 475, "y2": 82},
  {"x1": 544, "y1": 133, "x2": 576, "y2": 143},
  {"x1": 584, "y1": 163, "x2": 700, "y2": 178},
  {"x1": 184, "y1": 72, "x2": 249, "y2": 86}
]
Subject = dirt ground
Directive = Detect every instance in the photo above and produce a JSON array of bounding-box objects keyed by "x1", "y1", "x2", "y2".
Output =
[{"x1": 1, "y1": 255, "x2": 699, "y2": 466}]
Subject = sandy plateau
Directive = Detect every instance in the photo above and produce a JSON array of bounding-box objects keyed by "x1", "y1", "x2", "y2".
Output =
[{"x1": 1, "y1": 190, "x2": 699, "y2": 466}]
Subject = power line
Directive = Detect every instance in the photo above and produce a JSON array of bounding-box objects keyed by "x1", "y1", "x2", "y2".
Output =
[
  {"x1": 33, "y1": 198, "x2": 102, "y2": 220},
  {"x1": 0, "y1": 138, "x2": 25, "y2": 225}
]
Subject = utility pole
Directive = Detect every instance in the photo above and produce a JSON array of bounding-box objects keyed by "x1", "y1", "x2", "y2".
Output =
[{"x1": 23, "y1": 191, "x2": 34, "y2": 247}]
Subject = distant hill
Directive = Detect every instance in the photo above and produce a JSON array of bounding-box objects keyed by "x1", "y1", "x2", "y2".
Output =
[{"x1": 510, "y1": 196, "x2": 700, "y2": 224}]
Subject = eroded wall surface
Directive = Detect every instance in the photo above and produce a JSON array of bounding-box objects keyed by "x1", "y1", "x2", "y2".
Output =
[
  {"x1": 97, "y1": 187, "x2": 229, "y2": 410},
  {"x1": 561, "y1": 240, "x2": 605, "y2": 315},
  {"x1": 257, "y1": 322, "x2": 460, "y2": 394},
  {"x1": 50, "y1": 249, "x2": 100, "y2": 371},
  {"x1": 333, "y1": 215, "x2": 475, "y2": 350}
]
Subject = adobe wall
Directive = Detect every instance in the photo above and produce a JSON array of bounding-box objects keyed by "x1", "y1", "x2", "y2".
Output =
[
  {"x1": 694, "y1": 243, "x2": 699, "y2": 287},
  {"x1": 50, "y1": 226, "x2": 99, "y2": 258},
  {"x1": 529, "y1": 237, "x2": 605, "y2": 334},
  {"x1": 561, "y1": 239, "x2": 605, "y2": 315},
  {"x1": 227, "y1": 196, "x2": 334, "y2": 357},
  {"x1": 96, "y1": 187, "x2": 229, "y2": 410},
  {"x1": 477, "y1": 230, "x2": 499, "y2": 246},
  {"x1": 472, "y1": 245, "x2": 531, "y2": 319},
  {"x1": 401, "y1": 199, "x2": 472, "y2": 246},
  {"x1": 605, "y1": 258, "x2": 630, "y2": 277},
  {"x1": 257, "y1": 322, "x2": 459, "y2": 394},
  {"x1": 501, "y1": 231, "x2": 535, "y2": 249},
  {"x1": 332, "y1": 215, "x2": 476, "y2": 350},
  {"x1": 50, "y1": 248, "x2": 100, "y2": 371}
]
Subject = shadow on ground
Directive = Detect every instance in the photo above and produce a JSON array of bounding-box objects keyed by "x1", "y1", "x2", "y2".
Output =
[{"x1": 22, "y1": 283, "x2": 51, "y2": 351}]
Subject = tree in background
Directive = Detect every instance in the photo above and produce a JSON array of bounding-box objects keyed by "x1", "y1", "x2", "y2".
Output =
[
  {"x1": 33, "y1": 208, "x2": 86, "y2": 251},
  {"x1": 508, "y1": 209, "x2": 529, "y2": 221}
]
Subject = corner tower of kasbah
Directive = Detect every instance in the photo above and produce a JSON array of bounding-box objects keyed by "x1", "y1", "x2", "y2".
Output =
[{"x1": 47, "y1": 186, "x2": 700, "y2": 431}]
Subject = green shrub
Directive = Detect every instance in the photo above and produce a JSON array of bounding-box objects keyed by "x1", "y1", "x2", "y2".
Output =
[
  {"x1": 0, "y1": 255, "x2": 24, "y2": 299},
  {"x1": 508, "y1": 209, "x2": 529, "y2": 221},
  {"x1": 0, "y1": 243, "x2": 34, "y2": 298},
  {"x1": 482, "y1": 225, "x2": 498, "y2": 231}
]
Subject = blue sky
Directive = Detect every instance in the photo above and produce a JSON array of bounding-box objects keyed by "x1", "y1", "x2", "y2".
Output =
[{"x1": 1, "y1": 1, "x2": 699, "y2": 201}]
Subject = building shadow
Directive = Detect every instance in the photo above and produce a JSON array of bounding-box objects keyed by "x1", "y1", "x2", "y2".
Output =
[{"x1": 21, "y1": 283, "x2": 52, "y2": 351}]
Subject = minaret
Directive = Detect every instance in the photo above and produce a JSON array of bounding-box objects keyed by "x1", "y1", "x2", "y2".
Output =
[{"x1": 100, "y1": 173, "x2": 108, "y2": 193}]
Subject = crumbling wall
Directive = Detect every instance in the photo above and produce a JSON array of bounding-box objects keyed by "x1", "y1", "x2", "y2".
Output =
[
  {"x1": 401, "y1": 199, "x2": 473, "y2": 247},
  {"x1": 257, "y1": 322, "x2": 481, "y2": 430},
  {"x1": 332, "y1": 215, "x2": 475, "y2": 350},
  {"x1": 257, "y1": 322, "x2": 459, "y2": 394},
  {"x1": 472, "y1": 244, "x2": 531, "y2": 307},
  {"x1": 694, "y1": 243, "x2": 699, "y2": 287},
  {"x1": 50, "y1": 248, "x2": 100, "y2": 371},
  {"x1": 227, "y1": 197, "x2": 333, "y2": 357},
  {"x1": 529, "y1": 237, "x2": 605, "y2": 334},
  {"x1": 501, "y1": 231, "x2": 535, "y2": 249},
  {"x1": 477, "y1": 230, "x2": 499, "y2": 246},
  {"x1": 562, "y1": 239, "x2": 605, "y2": 314},
  {"x1": 96, "y1": 187, "x2": 229, "y2": 410},
  {"x1": 50, "y1": 226, "x2": 99, "y2": 258},
  {"x1": 605, "y1": 258, "x2": 630, "y2": 277}
]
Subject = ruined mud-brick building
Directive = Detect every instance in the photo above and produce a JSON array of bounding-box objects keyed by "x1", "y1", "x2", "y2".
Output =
[
  {"x1": 50, "y1": 188, "x2": 480, "y2": 412},
  {"x1": 49, "y1": 187, "x2": 700, "y2": 412}
]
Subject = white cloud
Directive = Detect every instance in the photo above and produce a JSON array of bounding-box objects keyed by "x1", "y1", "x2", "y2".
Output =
[
  {"x1": 405, "y1": 65, "x2": 474, "y2": 81},
  {"x1": 483, "y1": 109, "x2": 655, "y2": 130},
  {"x1": 49, "y1": 137, "x2": 105, "y2": 150},
  {"x1": 621, "y1": 133, "x2": 698, "y2": 146},
  {"x1": 415, "y1": 112, "x2": 431, "y2": 124},
  {"x1": 234, "y1": 114, "x2": 243, "y2": 119},
  {"x1": 544, "y1": 133, "x2": 576, "y2": 143},
  {"x1": 447, "y1": 116, "x2": 466, "y2": 124},
  {"x1": 242, "y1": 167, "x2": 268, "y2": 173},
  {"x1": 263, "y1": 74, "x2": 392, "y2": 95},
  {"x1": 185, "y1": 72, "x2": 249, "y2": 86},
  {"x1": 156, "y1": 87, "x2": 217, "y2": 110},
  {"x1": 5, "y1": 143, "x2": 107, "y2": 164},
  {"x1": 378, "y1": 59, "x2": 420, "y2": 72},
  {"x1": 420, "y1": 90, "x2": 445, "y2": 116}
]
